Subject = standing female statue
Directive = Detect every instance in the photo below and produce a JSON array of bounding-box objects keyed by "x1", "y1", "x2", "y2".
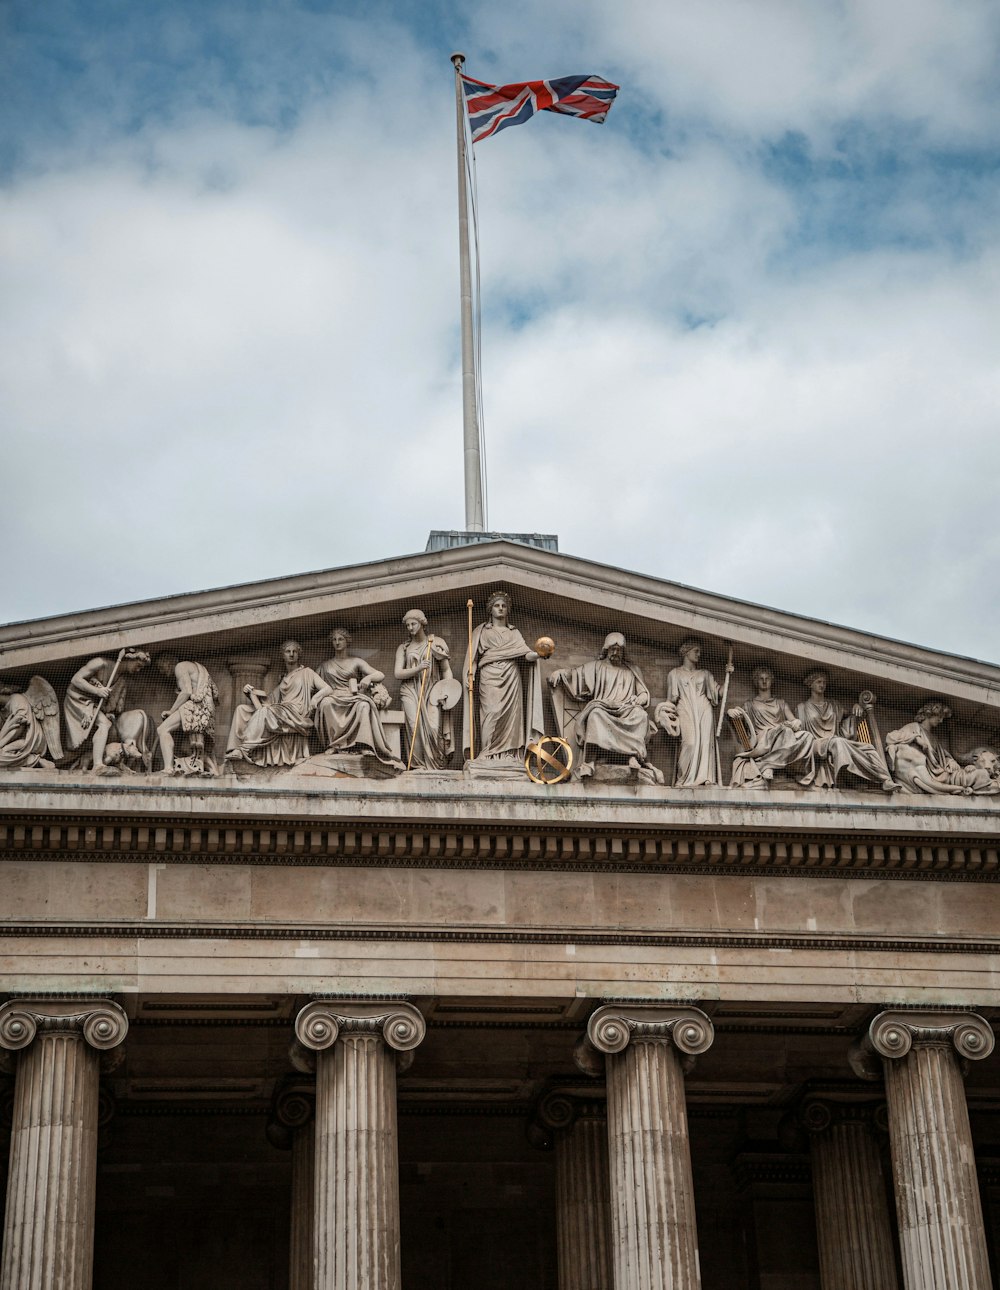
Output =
[
  {"x1": 463, "y1": 590, "x2": 543, "y2": 765},
  {"x1": 315, "y1": 627, "x2": 403, "y2": 769},
  {"x1": 394, "y1": 610, "x2": 455, "y2": 770},
  {"x1": 658, "y1": 639, "x2": 721, "y2": 786}
]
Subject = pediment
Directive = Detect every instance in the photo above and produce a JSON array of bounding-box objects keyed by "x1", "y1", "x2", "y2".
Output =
[{"x1": 0, "y1": 541, "x2": 998, "y2": 800}]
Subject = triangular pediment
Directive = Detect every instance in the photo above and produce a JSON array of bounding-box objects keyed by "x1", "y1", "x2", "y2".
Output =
[{"x1": 0, "y1": 542, "x2": 997, "y2": 798}]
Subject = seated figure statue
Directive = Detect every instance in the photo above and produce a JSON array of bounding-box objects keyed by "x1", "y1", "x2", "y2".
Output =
[
  {"x1": 729, "y1": 664, "x2": 817, "y2": 789},
  {"x1": 226, "y1": 640, "x2": 332, "y2": 769},
  {"x1": 796, "y1": 670, "x2": 898, "y2": 792},
  {"x1": 885, "y1": 701, "x2": 997, "y2": 795},
  {"x1": 315, "y1": 627, "x2": 404, "y2": 770},
  {"x1": 549, "y1": 632, "x2": 661, "y2": 783}
]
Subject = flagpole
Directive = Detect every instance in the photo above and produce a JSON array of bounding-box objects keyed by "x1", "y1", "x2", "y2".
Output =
[{"x1": 451, "y1": 52, "x2": 485, "y2": 533}]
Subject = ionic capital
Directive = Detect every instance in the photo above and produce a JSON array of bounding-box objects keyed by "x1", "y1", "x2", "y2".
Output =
[
  {"x1": 586, "y1": 1003, "x2": 714, "y2": 1063},
  {"x1": 798, "y1": 1095, "x2": 888, "y2": 1137},
  {"x1": 266, "y1": 1075, "x2": 316, "y2": 1149},
  {"x1": 294, "y1": 998, "x2": 426, "y2": 1058},
  {"x1": 851, "y1": 1010, "x2": 994, "y2": 1080},
  {"x1": 0, "y1": 998, "x2": 128, "y2": 1057}
]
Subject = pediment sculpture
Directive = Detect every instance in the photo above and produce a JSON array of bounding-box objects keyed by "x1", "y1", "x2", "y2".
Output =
[{"x1": 0, "y1": 579, "x2": 997, "y2": 801}]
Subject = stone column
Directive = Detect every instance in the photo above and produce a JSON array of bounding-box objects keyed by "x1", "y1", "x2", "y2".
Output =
[
  {"x1": 294, "y1": 999, "x2": 425, "y2": 1290},
  {"x1": 0, "y1": 997, "x2": 128, "y2": 1290},
  {"x1": 268, "y1": 1077, "x2": 317, "y2": 1290},
  {"x1": 535, "y1": 1088, "x2": 614, "y2": 1290},
  {"x1": 799, "y1": 1097, "x2": 900, "y2": 1290},
  {"x1": 854, "y1": 1010, "x2": 995, "y2": 1290},
  {"x1": 587, "y1": 1004, "x2": 714, "y2": 1290}
]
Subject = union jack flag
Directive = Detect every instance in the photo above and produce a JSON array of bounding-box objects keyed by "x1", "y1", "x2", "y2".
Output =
[{"x1": 460, "y1": 74, "x2": 619, "y2": 145}]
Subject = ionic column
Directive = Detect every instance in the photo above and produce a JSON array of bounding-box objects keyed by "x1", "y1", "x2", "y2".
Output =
[
  {"x1": 294, "y1": 999, "x2": 425, "y2": 1290},
  {"x1": 587, "y1": 1004, "x2": 714, "y2": 1290},
  {"x1": 268, "y1": 1077, "x2": 317, "y2": 1290},
  {"x1": 855, "y1": 1011, "x2": 995, "y2": 1290},
  {"x1": 0, "y1": 997, "x2": 128, "y2": 1290},
  {"x1": 535, "y1": 1089, "x2": 614, "y2": 1290},
  {"x1": 799, "y1": 1097, "x2": 900, "y2": 1290}
]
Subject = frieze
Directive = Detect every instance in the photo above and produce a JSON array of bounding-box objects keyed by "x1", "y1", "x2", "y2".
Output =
[{"x1": 1, "y1": 815, "x2": 997, "y2": 879}]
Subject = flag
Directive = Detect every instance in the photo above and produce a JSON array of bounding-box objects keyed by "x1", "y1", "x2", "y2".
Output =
[{"x1": 460, "y1": 73, "x2": 619, "y2": 145}]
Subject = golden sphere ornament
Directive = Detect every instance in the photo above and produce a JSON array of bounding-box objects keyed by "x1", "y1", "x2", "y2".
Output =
[
  {"x1": 524, "y1": 735, "x2": 573, "y2": 785},
  {"x1": 534, "y1": 636, "x2": 556, "y2": 658}
]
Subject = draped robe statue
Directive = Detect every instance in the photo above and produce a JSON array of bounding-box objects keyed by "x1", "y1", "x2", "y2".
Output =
[
  {"x1": 226, "y1": 641, "x2": 331, "y2": 769},
  {"x1": 729, "y1": 665, "x2": 816, "y2": 788},
  {"x1": 314, "y1": 627, "x2": 403, "y2": 769},
  {"x1": 395, "y1": 610, "x2": 455, "y2": 771},
  {"x1": 795, "y1": 672, "x2": 897, "y2": 791},
  {"x1": 885, "y1": 701, "x2": 997, "y2": 795},
  {"x1": 463, "y1": 591, "x2": 543, "y2": 764},
  {"x1": 659, "y1": 639, "x2": 721, "y2": 787},
  {"x1": 549, "y1": 632, "x2": 658, "y2": 780}
]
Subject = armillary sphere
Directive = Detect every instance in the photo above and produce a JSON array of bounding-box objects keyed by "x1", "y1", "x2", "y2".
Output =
[{"x1": 524, "y1": 736, "x2": 573, "y2": 785}]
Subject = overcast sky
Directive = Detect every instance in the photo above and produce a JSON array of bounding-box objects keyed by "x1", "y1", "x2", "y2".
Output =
[{"x1": 2, "y1": 0, "x2": 999, "y2": 660}]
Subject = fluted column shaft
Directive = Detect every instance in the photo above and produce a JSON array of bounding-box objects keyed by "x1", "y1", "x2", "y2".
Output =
[
  {"x1": 860, "y1": 1011, "x2": 994, "y2": 1290},
  {"x1": 556, "y1": 1113, "x2": 614, "y2": 1290},
  {"x1": 802, "y1": 1101, "x2": 899, "y2": 1290},
  {"x1": 295, "y1": 999, "x2": 425, "y2": 1290},
  {"x1": 0, "y1": 999, "x2": 128, "y2": 1290},
  {"x1": 535, "y1": 1091, "x2": 614, "y2": 1290},
  {"x1": 588, "y1": 1004, "x2": 714, "y2": 1290},
  {"x1": 290, "y1": 1119, "x2": 316, "y2": 1290}
]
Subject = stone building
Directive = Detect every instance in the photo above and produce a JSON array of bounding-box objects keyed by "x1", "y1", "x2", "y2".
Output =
[{"x1": 0, "y1": 538, "x2": 998, "y2": 1289}]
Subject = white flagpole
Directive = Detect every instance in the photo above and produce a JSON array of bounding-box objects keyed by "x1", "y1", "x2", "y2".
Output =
[{"x1": 451, "y1": 52, "x2": 485, "y2": 533}]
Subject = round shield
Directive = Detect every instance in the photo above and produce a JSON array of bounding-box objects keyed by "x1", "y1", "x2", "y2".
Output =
[
  {"x1": 428, "y1": 677, "x2": 463, "y2": 711},
  {"x1": 524, "y1": 735, "x2": 573, "y2": 784}
]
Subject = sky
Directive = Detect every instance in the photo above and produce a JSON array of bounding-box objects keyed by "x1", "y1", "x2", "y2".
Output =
[{"x1": 2, "y1": 0, "x2": 1000, "y2": 661}]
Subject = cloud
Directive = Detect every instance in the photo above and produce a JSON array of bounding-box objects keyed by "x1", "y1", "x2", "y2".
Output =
[{"x1": 2, "y1": 0, "x2": 999, "y2": 668}]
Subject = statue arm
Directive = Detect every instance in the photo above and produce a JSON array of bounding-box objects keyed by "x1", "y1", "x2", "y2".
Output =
[
  {"x1": 70, "y1": 657, "x2": 112, "y2": 699},
  {"x1": 394, "y1": 643, "x2": 432, "y2": 682},
  {"x1": 355, "y1": 660, "x2": 385, "y2": 691},
  {"x1": 162, "y1": 663, "x2": 194, "y2": 718}
]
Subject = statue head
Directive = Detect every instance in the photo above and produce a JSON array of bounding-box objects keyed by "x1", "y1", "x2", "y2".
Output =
[
  {"x1": 678, "y1": 638, "x2": 702, "y2": 664},
  {"x1": 802, "y1": 668, "x2": 828, "y2": 695},
  {"x1": 153, "y1": 652, "x2": 178, "y2": 679},
  {"x1": 601, "y1": 632, "x2": 626, "y2": 662},
  {"x1": 486, "y1": 590, "x2": 513, "y2": 622},
  {"x1": 281, "y1": 640, "x2": 303, "y2": 667},
  {"x1": 120, "y1": 649, "x2": 151, "y2": 675},
  {"x1": 328, "y1": 626, "x2": 352, "y2": 651},
  {"x1": 402, "y1": 609, "x2": 427, "y2": 637},
  {"x1": 915, "y1": 699, "x2": 952, "y2": 728},
  {"x1": 751, "y1": 663, "x2": 774, "y2": 691}
]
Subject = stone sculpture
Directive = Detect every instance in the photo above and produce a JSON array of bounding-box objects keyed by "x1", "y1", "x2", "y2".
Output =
[
  {"x1": 154, "y1": 654, "x2": 220, "y2": 777},
  {"x1": 729, "y1": 663, "x2": 816, "y2": 789},
  {"x1": 315, "y1": 627, "x2": 404, "y2": 770},
  {"x1": 463, "y1": 590, "x2": 543, "y2": 769},
  {"x1": 885, "y1": 702, "x2": 999, "y2": 795},
  {"x1": 0, "y1": 677, "x2": 62, "y2": 770},
  {"x1": 63, "y1": 649, "x2": 153, "y2": 775},
  {"x1": 796, "y1": 671, "x2": 898, "y2": 792},
  {"x1": 656, "y1": 639, "x2": 721, "y2": 787},
  {"x1": 226, "y1": 640, "x2": 332, "y2": 768},
  {"x1": 394, "y1": 610, "x2": 456, "y2": 771},
  {"x1": 549, "y1": 632, "x2": 662, "y2": 783}
]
